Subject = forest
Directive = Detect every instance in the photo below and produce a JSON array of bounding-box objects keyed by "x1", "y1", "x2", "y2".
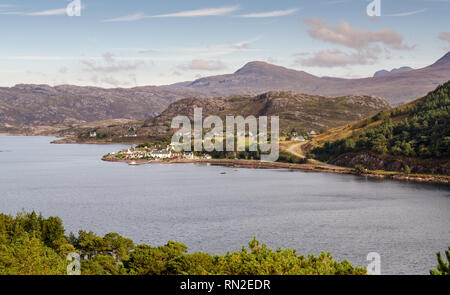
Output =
[{"x1": 312, "y1": 82, "x2": 450, "y2": 170}]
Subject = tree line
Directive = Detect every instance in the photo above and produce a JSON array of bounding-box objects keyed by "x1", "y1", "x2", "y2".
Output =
[{"x1": 0, "y1": 211, "x2": 364, "y2": 275}]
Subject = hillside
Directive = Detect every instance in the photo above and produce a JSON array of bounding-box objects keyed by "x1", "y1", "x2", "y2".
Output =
[
  {"x1": 309, "y1": 81, "x2": 450, "y2": 175},
  {"x1": 58, "y1": 91, "x2": 389, "y2": 143}
]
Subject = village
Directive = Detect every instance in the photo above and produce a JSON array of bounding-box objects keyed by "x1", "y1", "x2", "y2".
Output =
[
  {"x1": 106, "y1": 145, "x2": 213, "y2": 162},
  {"x1": 103, "y1": 129, "x2": 318, "y2": 164}
]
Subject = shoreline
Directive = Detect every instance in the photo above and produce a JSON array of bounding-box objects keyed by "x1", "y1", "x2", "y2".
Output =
[
  {"x1": 2, "y1": 133, "x2": 448, "y2": 185},
  {"x1": 102, "y1": 157, "x2": 450, "y2": 185}
]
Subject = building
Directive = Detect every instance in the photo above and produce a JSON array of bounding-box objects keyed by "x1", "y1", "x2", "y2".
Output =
[
  {"x1": 294, "y1": 136, "x2": 306, "y2": 142},
  {"x1": 150, "y1": 150, "x2": 172, "y2": 159}
]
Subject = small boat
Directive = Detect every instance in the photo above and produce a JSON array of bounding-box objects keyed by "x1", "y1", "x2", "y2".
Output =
[
  {"x1": 220, "y1": 172, "x2": 227, "y2": 175},
  {"x1": 129, "y1": 161, "x2": 138, "y2": 166}
]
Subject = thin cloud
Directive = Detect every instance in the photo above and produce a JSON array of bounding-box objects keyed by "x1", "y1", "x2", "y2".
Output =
[
  {"x1": 303, "y1": 18, "x2": 413, "y2": 50},
  {"x1": 385, "y1": 9, "x2": 427, "y2": 17},
  {"x1": 103, "y1": 13, "x2": 146, "y2": 22},
  {"x1": 0, "y1": 4, "x2": 18, "y2": 12},
  {"x1": 138, "y1": 48, "x2": 158, "y2": 54},
  {"x1": 27, "y1": 8, "x2": 67, "y2": 16},
  {"x1": 176, "y1": 37, "x2": 261, "y2": 57},
  {"x1": 299, "y1": 18, "x2": 413, "y2": 68},
  {"x1": 81, "y1": 52, "x2": 145, "y2": 73},
  {"x1": 438, "y1": 32, "x2": 450, "y2": 42},
  {"x1": 0, "y1": 5, "x2": 85, "y2": 16},
  {"x1": 295, "y1": 48, "x2": 380, "y2": 67},
  {"x1": 103, "y1": 6, "x2": 239, "y2": 22},
  {"x1": 178, "y1": 59, "x2": 228, "y2": 71},
  {"x1": 151, "y1": 5, "x2": 239, "y2": 18},
  {"x1": 238, "y1": 8, "x2": 298, "y2": 18}
]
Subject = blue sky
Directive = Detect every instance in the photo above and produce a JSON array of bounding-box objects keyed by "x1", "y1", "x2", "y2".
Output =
[{"x1": 0, "y1": 0, "x2": 449, "y2": 87}]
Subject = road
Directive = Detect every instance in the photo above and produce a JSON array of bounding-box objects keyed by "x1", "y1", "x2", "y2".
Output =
[
  {"x1": 285, "y1": 141, "x2": 347, "y2": 170},
  {"x1": 286, "y1": 142, "x2": 307, "y2": 158}
]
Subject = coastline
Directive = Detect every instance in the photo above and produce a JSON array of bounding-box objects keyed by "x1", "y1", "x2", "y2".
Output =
[
  {"x1": 102, "y1": 156, "x2": 450, "y2": 185},
  {"x1": 2, "y1": 132, "x2": 448, "y2": 185},
  {"x1": 51, "y1": 137, "x2": 147, "y2": 145}
]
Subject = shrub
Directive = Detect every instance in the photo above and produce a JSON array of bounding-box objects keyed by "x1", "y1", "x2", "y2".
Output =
[{"x1": 354, "y1": 164, "x2": 367, "y2": 175}]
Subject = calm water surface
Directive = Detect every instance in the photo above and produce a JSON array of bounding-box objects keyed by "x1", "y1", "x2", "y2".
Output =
[{"x1": 0, "y1": 134, "x2": 449, "y2": 274}]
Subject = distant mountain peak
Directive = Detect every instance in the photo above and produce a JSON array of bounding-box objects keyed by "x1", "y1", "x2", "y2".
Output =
[
  {"x1": 373, "y1": 66, "x2": 413, "y2": 77},
  {"x1": 234, "y1": 61, "x2": 281, "y2": 74},
  {"x1": 432, "y1": 51, "x2": 450, "y2": 67}
]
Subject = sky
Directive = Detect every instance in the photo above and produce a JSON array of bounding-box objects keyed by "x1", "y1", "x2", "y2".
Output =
[{"x1": 0, "y1": 0, "x2": 449, "y2": 87}]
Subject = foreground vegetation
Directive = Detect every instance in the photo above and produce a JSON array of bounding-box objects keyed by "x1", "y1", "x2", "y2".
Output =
[
  {"x1": 0, "y1": 212, "x2": 448, "y2": 275},
  {"x1": 0, "y1": 212, "x2": 366, "y2": 275},
  {"x1": 430, "y1": 247, "x2": 450, "y2": 275},
  {"x1": 311, "y1": 81, "x2": 450, "y2": 175}
]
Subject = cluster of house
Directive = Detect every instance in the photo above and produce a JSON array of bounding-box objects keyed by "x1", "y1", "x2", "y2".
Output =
[
  {"x1": 292, "y1": 130, "x2": 317, "y2": 142},
  {"x1": 89, "y1": 131, "x2": 138, "y2": 138},
  {"x1": 111, "y1": 146, "x2": 212, "y2": 161}
]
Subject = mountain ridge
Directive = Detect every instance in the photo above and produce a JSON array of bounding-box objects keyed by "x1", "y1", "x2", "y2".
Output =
[
  {"x1": 177, "y1": 52, "x2": 450, "y2": 105},
  {"x1": 1, "y1": 52, "x2": 449, "y2": 130}
]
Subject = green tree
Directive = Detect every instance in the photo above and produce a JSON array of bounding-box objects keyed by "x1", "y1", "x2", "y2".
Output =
[
  {"x1": 430, "y1": 247, "x2": 450, "y2": 275},
  {"x1": 0, "y1": 234, "x2": 66, "y2": 275}
]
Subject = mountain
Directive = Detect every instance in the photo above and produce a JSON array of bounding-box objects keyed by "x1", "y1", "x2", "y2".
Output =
[
  {"x1": 172, "y1": 61, "x2": 326, "y2": 97},
  {"x1": 0, "y1": 84, "x2": 203, "y2": 127},
  {"x1": 175, "y1": 52, "x2": 450, "y2": 106},
  {"x1": 1, "y1": 52, "x2": 449, "y2": 132},
  {"x1": 58, "y1": 91, "x2": 389, "y2": 143},
  {"x1": 373, "y1": 67, "x2": 413, "y2": 77},
  {"x1": 309, "y1": 81, "x2": 450, "y2": 175}
]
